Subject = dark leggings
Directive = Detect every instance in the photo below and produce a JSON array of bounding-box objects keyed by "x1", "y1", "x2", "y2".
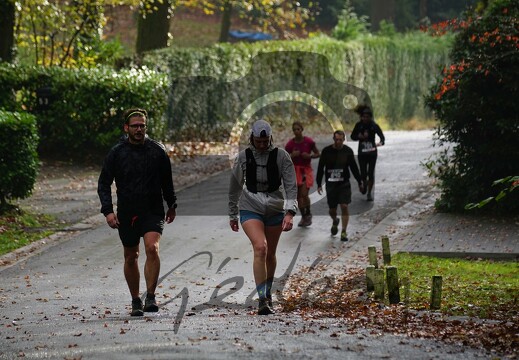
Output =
[{"x1": 358, "y1": 153, "x2": 377, "y2": 183}]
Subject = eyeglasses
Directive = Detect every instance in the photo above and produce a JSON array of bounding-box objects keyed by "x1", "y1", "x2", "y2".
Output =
[{"x1": 129, "y1": 124, "x2": 146, "y2": 129}]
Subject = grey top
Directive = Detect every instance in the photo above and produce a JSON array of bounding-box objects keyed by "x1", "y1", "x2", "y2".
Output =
[{"x1": 228, "y1": 145, "x2": 298, "y2": 221}]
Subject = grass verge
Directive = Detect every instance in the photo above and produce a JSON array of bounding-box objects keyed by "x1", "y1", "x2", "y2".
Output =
[
  {"x1": 393, "y1": 253, "x2": 518, "y2": 319},
  {"x1": 282, "y1": 252, "x2": 518, "y2": 355},
  {"x1": 0, "y1": 209, "x2": 60, "y2": 256}
]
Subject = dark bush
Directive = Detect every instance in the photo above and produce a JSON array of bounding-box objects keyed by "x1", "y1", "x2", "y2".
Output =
[
  {"x1": 0, "y1": 111, "x2": 39, "y2": 212},
  {"x1": 425, "y1": 0, "x2": 519, "y2": 213}
]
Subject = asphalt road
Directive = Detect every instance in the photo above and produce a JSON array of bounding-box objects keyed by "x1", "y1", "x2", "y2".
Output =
[{"x1": 0, "y1": 131, "x2": 492, "y2": 359}]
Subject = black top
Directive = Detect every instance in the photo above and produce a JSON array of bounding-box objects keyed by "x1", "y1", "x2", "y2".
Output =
[
  {"x1": 316, "y1": 144, "x2": 362, "y2": 187},
  {"x1": 351, "y1": 120, "x2": 385, "y2": 155},
  {"x1": 97, "y1": 136, "x2": 176, "y2": 216}
]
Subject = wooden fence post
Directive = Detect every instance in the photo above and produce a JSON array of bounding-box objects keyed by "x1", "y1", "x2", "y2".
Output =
[
  {"x1": 386, "y1": 266, "x2": 400, "y2": 304},
  {"x1": 381, "y1": 236, "x2": 391, "y2": 265},
  {"x1": 368, "y1": 246, "x2": 378, "y2": 268},
  {"x1": 366, "y1": 265, "x2": 375, "y2": 292},
  {"x1": 430, "y1": 275, "x2": 443, "y2": 310},
  {"x1": 374, "y1": 268, "x2": 385, "y2": 300}
]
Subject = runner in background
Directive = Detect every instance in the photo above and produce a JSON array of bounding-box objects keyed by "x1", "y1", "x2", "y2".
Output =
[
  {"x1": 285, "y1": 121, "x2": 320, "y2": 227},
  {"x1": 351, "y1": 106, "x2": 385, "y2": 201}
]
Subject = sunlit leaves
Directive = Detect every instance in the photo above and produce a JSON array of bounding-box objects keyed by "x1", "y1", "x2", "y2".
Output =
[
  {"x1": 15, "y1": 0, "x2": 122, "y2": 67},
  {"x1": 178, "y1": 0, "x2": 314, "y2": 39}
]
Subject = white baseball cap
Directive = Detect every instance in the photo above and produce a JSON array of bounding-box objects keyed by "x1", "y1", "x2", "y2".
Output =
[{"x1": 251, "y1": 119, "x2": 272, "y2": 137}]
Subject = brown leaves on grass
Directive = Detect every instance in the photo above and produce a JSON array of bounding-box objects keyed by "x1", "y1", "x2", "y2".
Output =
[{"x1": 280, "y1": 267, "x2": 518, "y2": 357}]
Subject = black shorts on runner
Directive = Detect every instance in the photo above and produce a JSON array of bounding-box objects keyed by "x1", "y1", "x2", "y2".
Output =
[
  {"x1": 325, "y1": 182, "x2": 352, "y2": 208},
  {"x1": 117, "y1": 211, "x2": 165, "y2": 247}
]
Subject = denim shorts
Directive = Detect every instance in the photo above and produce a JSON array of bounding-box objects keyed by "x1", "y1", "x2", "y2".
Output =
[{"x1": 239, "y1": 210, "x2": 284, "y2": 226}]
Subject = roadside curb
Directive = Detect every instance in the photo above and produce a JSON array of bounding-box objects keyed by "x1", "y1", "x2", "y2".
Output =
[
  {"x1": 0, "y1": 167, "x2": 231, "y2": 273},
  {"x1": 321, "y1": 189, "x2": 438, "y2": 276}
]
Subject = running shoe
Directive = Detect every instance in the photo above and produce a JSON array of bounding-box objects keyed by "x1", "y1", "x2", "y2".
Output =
[
  {"x1": 331, "y1": 218, "x2": 340, "y2": 236},
  {"x1": 144, "y1": 294, "x2": 159, "y2": 312},
  {"x1": 298, "y1": 214, "x2": 313, "y2": 227},
  {"x1": 361, "y1": 181, "x2": 367, "y2": 195},
  {"x1": 340, "y1": 230, "x2": 348, "y2": 242},
  {"x1": 267, "y1": 295, "x2": 273, "y2": 308},
  {"x1": 131, "y1": 298, "x2": 144, "y2": 316},
  {"x1": 258, "y1": 298, "x2": 274, "y2": 315}
]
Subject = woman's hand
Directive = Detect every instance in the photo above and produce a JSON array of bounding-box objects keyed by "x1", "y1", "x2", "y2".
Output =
[
  {"x1": 230, "y1": 219, "x2": 239, "y2": 232},
  {"x1": 282, "y1": 213, "x2": 294, "y2": 231}
]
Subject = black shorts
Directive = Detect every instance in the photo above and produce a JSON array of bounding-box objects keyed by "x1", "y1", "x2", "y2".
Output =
[
  {"x1": 117, "y1": 211, "x2": 165, "y2": 248},
  {"x1": 326, "y1": 182, "x2": 352, "y2": 208}
]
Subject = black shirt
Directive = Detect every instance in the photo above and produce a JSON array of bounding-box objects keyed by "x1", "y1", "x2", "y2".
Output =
[{"x1": 316, "y1": 144, "x2": 362, "y2": 187}]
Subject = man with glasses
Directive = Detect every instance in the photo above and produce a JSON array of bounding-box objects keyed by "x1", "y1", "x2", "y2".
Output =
[
  {"x1": 316, "y1": 130, "x2": 363, "y2": 242},
  {"x1": 98, "y1": 108, "x2": 177, "y2": 316}
]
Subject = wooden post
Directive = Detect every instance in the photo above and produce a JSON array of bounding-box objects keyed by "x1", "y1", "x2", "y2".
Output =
[
  {"x1": 386, "y1": 266, "x2": 400, "y2": 304},
  {"x1": 381, "y1": 236, "x2": 391, "y2": 265},
  {"x1": 430, "y1": 276, "x2": 442, "y2": 310},
  {"x1": 368, "y1": 246, "x2": 378, "y2": 268},
  {"x1": 374, "y1": 268, "x2": 385, "y2": 300},
  {"x1": 366, "y1": 265, "x2": 375, "y2": 291}
]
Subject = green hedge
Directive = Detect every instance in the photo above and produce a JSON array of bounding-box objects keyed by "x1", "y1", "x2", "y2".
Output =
[
  {"x1": 0, "y1": 64, "x2": 169, "y2": 159},
  {"x1": 0, "y1": 111, "x2": 39, "y2": 209},
  {"x1": 144, "y1": 34, "x2": 451, "y2": 141}
]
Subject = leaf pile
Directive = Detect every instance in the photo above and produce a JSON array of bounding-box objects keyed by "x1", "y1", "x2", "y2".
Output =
[{"x1": 280, "y1": 266, "x2": 518, "y2": 357}]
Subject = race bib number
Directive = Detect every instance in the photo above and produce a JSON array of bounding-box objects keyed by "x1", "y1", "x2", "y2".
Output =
[
  {"x1": 327, "y1": 169, "x2": 344, "y2": 182},
  {"x1": 361, "y1": 142, "x2": 376, "y2": 153}
]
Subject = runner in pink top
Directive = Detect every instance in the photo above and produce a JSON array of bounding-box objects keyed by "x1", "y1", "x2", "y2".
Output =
[{"x1": 285, "y1": 121, "x2": 320, "y2": 227}]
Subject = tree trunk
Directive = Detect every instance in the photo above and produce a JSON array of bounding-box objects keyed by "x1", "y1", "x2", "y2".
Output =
[
  {"x1": 218, "y1": 1, "x2": 233, "y2": 43},
  {"x1": 0, "y1": 0, "x2": 15, "y2": 62},
  {"x1": 136, "y1": 0, "x2": 171, "y2": 54},
  {"x1": 370, "y1": 0, "x2": 396, "y2": 32}
]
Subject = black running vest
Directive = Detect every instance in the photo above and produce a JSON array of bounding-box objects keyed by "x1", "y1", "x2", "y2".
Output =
[{"x1": 245, "y1": 148, "x2": 281, "y2": 193}]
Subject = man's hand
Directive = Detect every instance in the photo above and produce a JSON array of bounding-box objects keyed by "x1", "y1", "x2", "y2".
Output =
[
  {"x1": 106, "y1": 213, "x2": 119, "y2": 229},
  {"x1": 317, "y1": 186, "x2": 323, "y2": 195},
  {"x1": 166, "y1": 207, "x2": 176, "y2": 224},
  {"x1": 230, "y1": 219, "x2": 239, "y2": 232}
]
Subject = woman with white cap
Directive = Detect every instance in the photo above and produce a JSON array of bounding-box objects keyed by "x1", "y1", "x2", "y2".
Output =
[{"x1": 228, "y1": 119, "x2": 298, "y2": 315}]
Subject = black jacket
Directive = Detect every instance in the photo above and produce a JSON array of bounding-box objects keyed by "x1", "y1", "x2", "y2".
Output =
[{"x1": 97, "y1": 136, "x2": 176, "y2": 216}]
